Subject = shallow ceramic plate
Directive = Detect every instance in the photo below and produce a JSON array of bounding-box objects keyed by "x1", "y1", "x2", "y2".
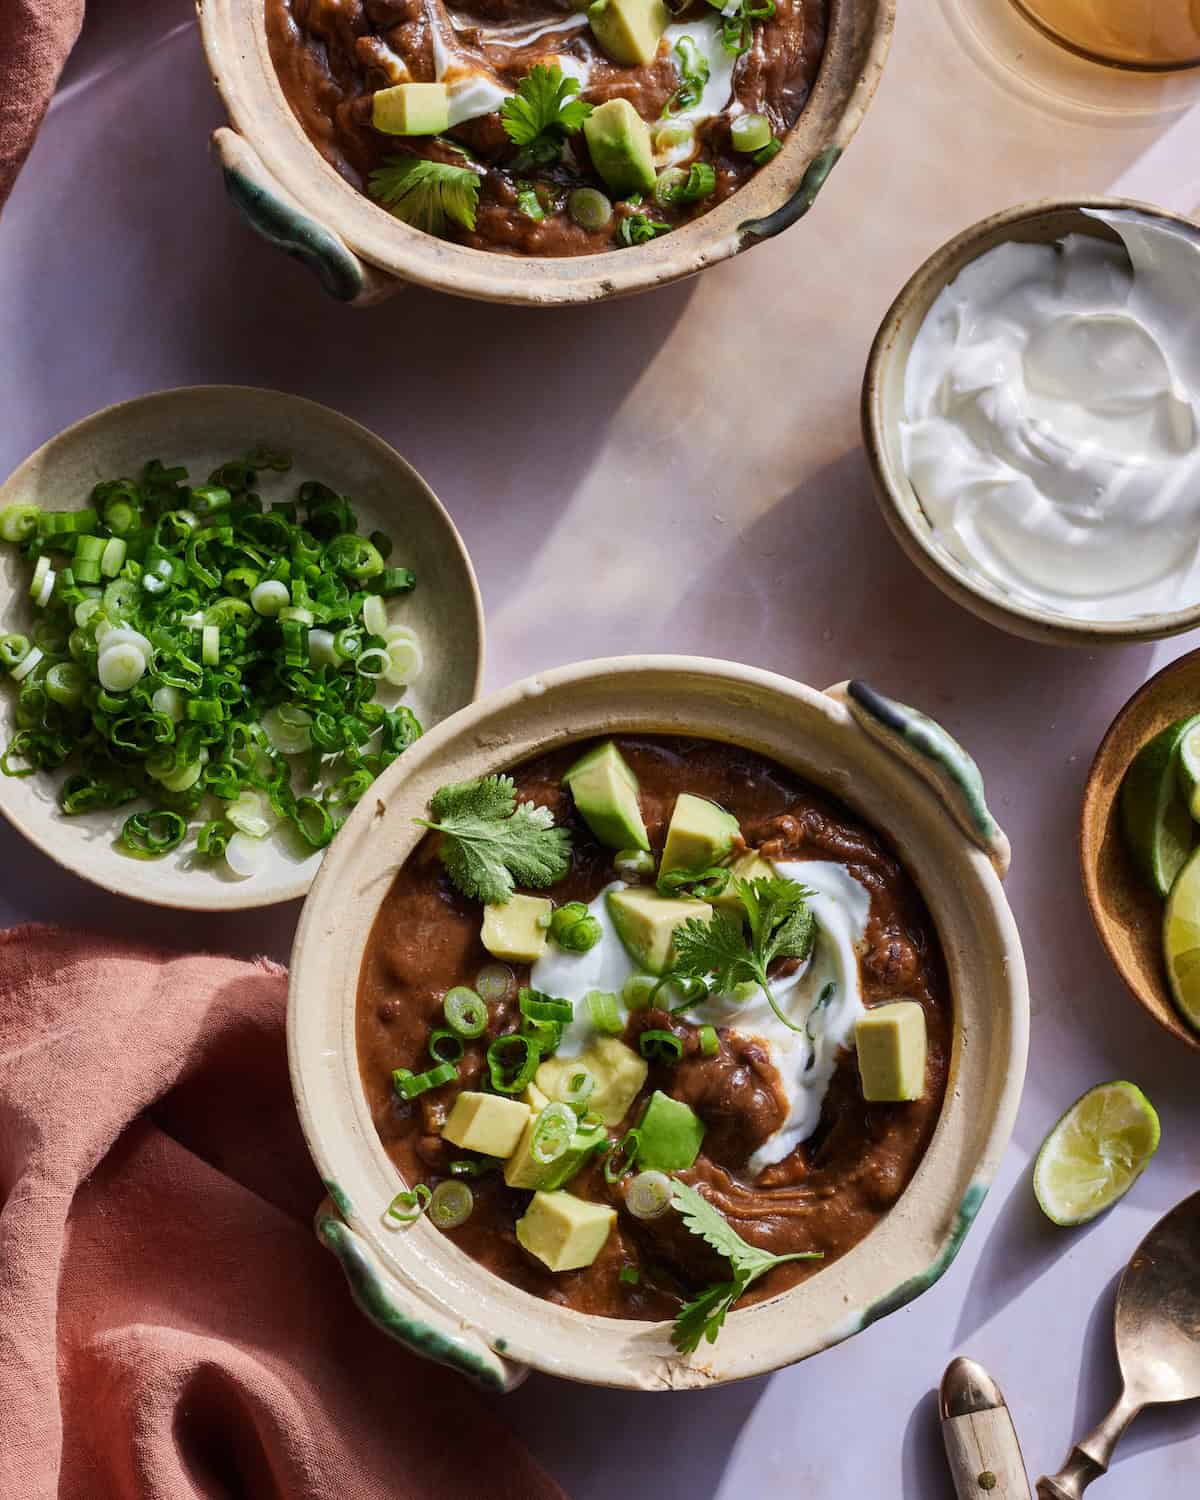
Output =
[
  {"x1": 1081, "y1": 648, "x2": 1200, "y2": 1052},
  {"x1": 0, "y1": 386, "x2": 483, "y2": 911}
]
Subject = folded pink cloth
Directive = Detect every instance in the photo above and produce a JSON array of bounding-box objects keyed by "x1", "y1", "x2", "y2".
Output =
[
  {"x1": 0, "y1": 1, "x2": 84, "y2": 208},
  {"x1": 0, "y1": 926, "x2": 564, "y2": 1500}
]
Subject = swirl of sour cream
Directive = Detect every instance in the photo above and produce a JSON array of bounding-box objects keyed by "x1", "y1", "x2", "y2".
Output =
[{"x1": 901, "y1": 209, "x2": 1200, "y2": 623}]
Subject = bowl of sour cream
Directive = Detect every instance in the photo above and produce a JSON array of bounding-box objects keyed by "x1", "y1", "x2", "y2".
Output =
[{"x1": 862, "y1": 198, "x2": 1200, "y2": 645}]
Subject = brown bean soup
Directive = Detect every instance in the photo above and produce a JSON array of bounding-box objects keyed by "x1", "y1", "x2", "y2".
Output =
[{"x1": 357, "y1": 736, "x2": 951, "y2": 1323}]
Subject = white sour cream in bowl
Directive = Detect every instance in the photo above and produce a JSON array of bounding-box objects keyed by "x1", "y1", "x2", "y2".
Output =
[{"x1": 900, "y1": 209, "x2": 1200, "y2": 626}]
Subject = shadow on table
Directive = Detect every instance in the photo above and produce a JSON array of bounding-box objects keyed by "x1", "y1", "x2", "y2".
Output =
[
  {"x1": 499, "y1": 1370, "x2": 770, "y2": 1500},
  {"x1": 902, "y1": 1387, "x2": 956, "y2": 1500}
]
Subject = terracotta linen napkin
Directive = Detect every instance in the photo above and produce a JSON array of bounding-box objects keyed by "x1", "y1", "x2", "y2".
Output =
[
  {"x1": 0, "y1": 0, "x2": 85, "y2": 209},
  {"x1": 0, "y1": 925, "x2": 565, "y2": 1500}
]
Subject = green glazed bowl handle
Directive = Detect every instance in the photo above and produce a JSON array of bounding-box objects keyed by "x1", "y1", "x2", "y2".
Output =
[
  {"x1": 314, "y1": 1196, "x2": 528, "y2": 1392},
  {"x1": 212, "y1": 128, "x2": 400, "y2": 307},
  {"x1": 827, "y1": 680, "x2": 1012, "y2": 879},
  {"x1": 736, "y1": 146, "x2": 842, "y2": 245}
]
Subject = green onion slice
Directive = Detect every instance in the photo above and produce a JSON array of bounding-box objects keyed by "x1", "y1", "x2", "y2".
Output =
[
  {"x1": 428, "y1": 1028, "x2": 465, "y2": 1065},
  {"x1": 384, "y1": 1183, "x2": 432, "y2": 1227},
  {"x1": 559, "y1": 1067, "x2": 595, "y2": 1112},
  {"x1": 639, "y1": 1028, "x2": 683, "y2": 1063},
  {"x1": 604, "y1": 1128, "x2": 641, "y2": 1184},
  {"x1": 476, "y1": 964, "x2": 514, "y2": 1003},
  {"x1": 486, "y1": 1033, "x2": 541, "y2": 1094},
  {"x1": 530, "y1": 1102, "x2": 576, "y2": 1165},
  {"x1": 443, "y1": 986, "x2": 488, "y2": 1038},
  {"x1": 618, "y1": 1265, "x2": 641, "y2": 1286},
  {"x1": 519, "y1": 988, "x2": 572, "y2": 1024},
  {"x1": 392, "y1": 1062, "x2": 457, "y2": 1100},
  {"x1": 622, "y1": 975, "x2": 659, "y2": 1010},
  {"x1": 627, "y1": 1170, "x2": 673, "y2": 1220},
  {"x1": 428, "y1": 1179, "x2": 474, "y2": 1230},
  {"x1": 586, "y1": 990, "x2": 623, "y2": 1035},
  {"x1": 698, "y1": 1023, "x2": 720, "y2": 1057}
]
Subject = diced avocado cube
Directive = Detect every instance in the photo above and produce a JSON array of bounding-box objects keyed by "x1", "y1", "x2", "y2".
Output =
[
  {"x1": 505, "y1": 1115, "x2": 606, "y2": 1190},
  {"x1": 660, "y1": 794, "x2": 740, "y2": 881},
  {"x1": 537, "y1": 1036, "x2": 648, "y2": 1126},
  {"x1": 481, "y1": 894, "x2": 553, "y2": 964},
  {"x1": 562, "y1": 740, "x2": 650, "y2": 852},
  {"x1": 712, "y1": 850, "x2": 777, "y2": 912},
  {"x1": 441, "y1": 1091, "x2": 531, "y2": 1157},
  {"x1": 855, "y1": 1001, "x2": 927, "y2": 1102},
  {"x1": 588, "y1": 0, "x2": 670, "y2": 65},
  {"x1": 607, "y1": 888, "x2": 712, "y2": 975},
  {"x1": 372, "y1": 82, "x2": 451, "y2": 136},
  {"x1": 521, "y1": 1081, "x2": 551, "y2": 1112},
  {"x1": 583, "y1": 99, "x2": 656, "y2": 198},
  {"x1": 515, "y1": 1190, "x2": 616, "y2": 1272},
  {"x1": 636, "y1": 1089, "x2": 705, "y2": 1171}
]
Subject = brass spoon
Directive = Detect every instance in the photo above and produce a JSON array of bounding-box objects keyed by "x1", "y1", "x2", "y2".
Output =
[{"x1": 1038, "y1": 1191, "x2": 1200, "y2": 1498}]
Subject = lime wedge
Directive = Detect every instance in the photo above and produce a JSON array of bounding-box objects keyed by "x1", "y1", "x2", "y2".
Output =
[
  {"x1": 1164, "y1": 843, "x2": 1200, "y2": 1034},
  {"x1": 1033, "y1": 1081, "x2": 1160, "y2": 1227},
  {"x1": 1120, "y1": 715, "x2": 1200, "y2": 898},
  {"x1": 1178, "y1": 721, "x2": 1200, "y2": 822}
]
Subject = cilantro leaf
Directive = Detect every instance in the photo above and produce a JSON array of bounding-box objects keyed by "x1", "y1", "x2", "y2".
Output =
[
  {"x1": 368, "y1": 156, "x2": 481, "y2": 237},
  {"x1": 672, "y1": 1275, "x2": 749, "y2": 1355},
  {"x1": 417, "y1": 775, "x2": 572, "y2": 904},
  {"x1": 670, "y1": 1179, "x2": 823, "y2": 1353},
  {"x1": 501, "y1": 65, "x2": 593, "y2": 166},
  {"x1": 669, "y1": 876, "x2": 816, "y2": 1033}
]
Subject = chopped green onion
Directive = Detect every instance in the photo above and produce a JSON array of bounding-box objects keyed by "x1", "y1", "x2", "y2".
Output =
[
  {"x1": 486, "y1": 1034, "x2": 541, "y2": 1094},
  {"x1": 444, "y1": 986, "x2": 488, "y2": 1038},
  {"x1": 10, "y1": 646, "x2": 44, "y2": 683},
  {"x1": 654, "y1": 161, "x2": 716, "y2": 206},
  {"x1": 587, "y1": 990, "x2": 623, "y2": 1035},
  {"x1": 731, "y1": 112, "x2": 772, "y2": 153},
  {"x1": 476, "y1": 964, "x2": 513, "y2": 1003},
  {"x1": 384, "y1": 1183, "x2": 432, "y2": 1226},
  {"x1": 619, "y1": 1265, "x2": 641, "y2": 1286},
  {"x1": 519, "y1": 989, "x2": 572, "y2": 1024},
  {"x1": 120, "y1": 809, "x2": 188, "y2": 858},
  {"x1": 98, "y1": 642, "x2": 147, "y2": 693},
  {"x1": 559, "y1": 1067, "x2": 595, "y2": 1112},
  {"x1": 627, "y1": 1169, "x2": 673, "y2": 1219},
  {"x1": 251, "y1": 579, "x2": 290, "y2": 615},
  {"x1": 530, "y1": 1102, "x2": 576, "y2": 1164},
  {"x1": 449, "y1": 1157, "x2": 498, "y2": 1178},
  {"x1": 382, "y1": 635, "x2": 423, "y2": 687},
  {"x1": 517, "y1": 186, "x2": 545, "y2": 221},
  {"x1": 355, "y1": 646, "x2": 389, "y2": 679},
  {"x1": 227, "y1": 789, "x2": 271, "y2": 838},
  {"x1": 753, "y1": 137, "x2": 783, "y2": 165},
  {"x1": 100, "y1": 537, "x2": 127, "y2": 578},
  {"x1": 377, "y1": 566, "x2": 415, "y2": 597},
  {"x1": 225, "y1": 831, "x2": 268, "y2": 879},
  {"x1": 614, "y1": 848, "x2": 655, "y2": 880},
  {"x1": 0, "y1": 503, "x2": 39, "y2": 543},
  {"x1": 639, "y1": 1028, "x2": 683, "y2": 1062},
  {"x1": 520, "y1": 1014, "x2": 562, "y2": 1054},
  {"x1": 653, "y1": 118, "x2": 695, "y2": 156},
  {"x1": 550, "y1": 902, "x2": 602, "y2": 953},
  {"x1": 622, "y1": 975, "x2": 659, "y2": 1010},
  {"x1": 392, "y1": 1062, "x2": 457, "y2": 1099},
  {"x1": 604, "y1": 1128, "x2": 641, "y2": 1184},
  {"x1": 428, "y1": 1180, "x2": 473, "y2": 1230},
  {"x1": 569, "y1": 187, "x2": 612, "y2": 231},
  {"x1": 362, "y1": 594, "x2": 388, "y2": 636},
  {"x1": 0, "y1": 635, "x2": 30, "y2": 672},
  {"x1": 429, "y1": 1028, "x2": 465, "y2": 1064},
  {"x1": 698, "y1": 1023, "x2": 720, "y2": 1056}
]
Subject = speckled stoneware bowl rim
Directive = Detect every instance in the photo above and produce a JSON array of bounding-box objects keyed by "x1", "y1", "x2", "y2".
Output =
[
  {"x1": 0, "y1": 386, "x2": 485, "y2": 912},
  {"x1": 196, "y1": 0, "x2": 894, "y2": 306},
  {"x1": 1080, "y1": 648, "x2": 1200, "y2": 1053},
  {"x1": 288, "y1": 656, "x2": 1029, "y2": 1390},
  {"x1": 862, "y1": 195, "x2": 1200, "y2": 648}
]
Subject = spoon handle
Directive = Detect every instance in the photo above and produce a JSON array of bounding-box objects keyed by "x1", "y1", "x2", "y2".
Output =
[{"x1": 1036, "y1": 1392, "x2": 1141, "y2": 1500}]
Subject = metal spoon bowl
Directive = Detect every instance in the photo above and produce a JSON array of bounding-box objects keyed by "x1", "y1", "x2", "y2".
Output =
[{"x1": 1038, "y1": 1191, "x2": 1200, "y2": 1498}]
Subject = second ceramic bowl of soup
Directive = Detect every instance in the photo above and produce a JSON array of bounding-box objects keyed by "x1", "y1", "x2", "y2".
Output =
[{"x1": 288, "y1": 656, "x2": 1028, "y2": 1390}]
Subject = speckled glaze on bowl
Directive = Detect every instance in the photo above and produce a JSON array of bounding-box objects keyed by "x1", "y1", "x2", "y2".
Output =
[
  {"x1": 0, "y1": 387, "x2": 483, "y2": 912},
  {"x1": 862, "y1": 196, "x2": 1200, "y2": 648},
  {"x1": 1081, "y1": 648, "x2": 1200, "y2": 1053},
  {"x1": 288, "y1": 658, "x2": 1028, "y2": 1391},
  {"x1": 195, "y1": 0, "x2": 894, "y2": 307}
]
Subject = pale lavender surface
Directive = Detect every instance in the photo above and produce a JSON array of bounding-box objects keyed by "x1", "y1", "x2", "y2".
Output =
[{"x1": 2, "y1": 1, "x2": 1199, "y2": 1495}]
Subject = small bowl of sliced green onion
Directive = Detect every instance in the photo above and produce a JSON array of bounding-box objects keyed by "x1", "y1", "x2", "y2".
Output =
[{"x1": 0, "y1": 386, "x2": 483, "y2": 909}]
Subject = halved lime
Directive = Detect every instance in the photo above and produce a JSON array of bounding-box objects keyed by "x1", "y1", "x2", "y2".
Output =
[
  {"x1": 1178, "y1": 721, "x2": 1200, "y2": 822},
  {"x1": 1120, "y1": 715, "x2": 1200, "y2": 898},
  {"x1": 1163, "y1": 843, "x2": 1200, "y2": 1034},
  {"x1": 1034, "y1": 1081, "x2": 1160, "y2": 1227}
]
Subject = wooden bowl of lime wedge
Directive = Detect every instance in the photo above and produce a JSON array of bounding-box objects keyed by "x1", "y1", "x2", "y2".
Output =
[{"x1": 1082, "y1": 649, "x2": 1200, "y2": 1053}]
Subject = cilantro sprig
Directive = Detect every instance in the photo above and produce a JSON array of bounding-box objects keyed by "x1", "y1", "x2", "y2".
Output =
[
  {"x1": 670, "y1": 1179, "x2": 823, "y2": 1353},
  {"x1": 368, "y1": 156, "x2": 481, "y2": 237},
  {"x1": 501, "y1": 64, "x2": 593, "y2": 167},
  {"x1": 416, "y1": 775, "x2": 572, "y2": 905},
  {"x1": 667, "y1": 876, "x2": 816, "y2": 1033}
]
